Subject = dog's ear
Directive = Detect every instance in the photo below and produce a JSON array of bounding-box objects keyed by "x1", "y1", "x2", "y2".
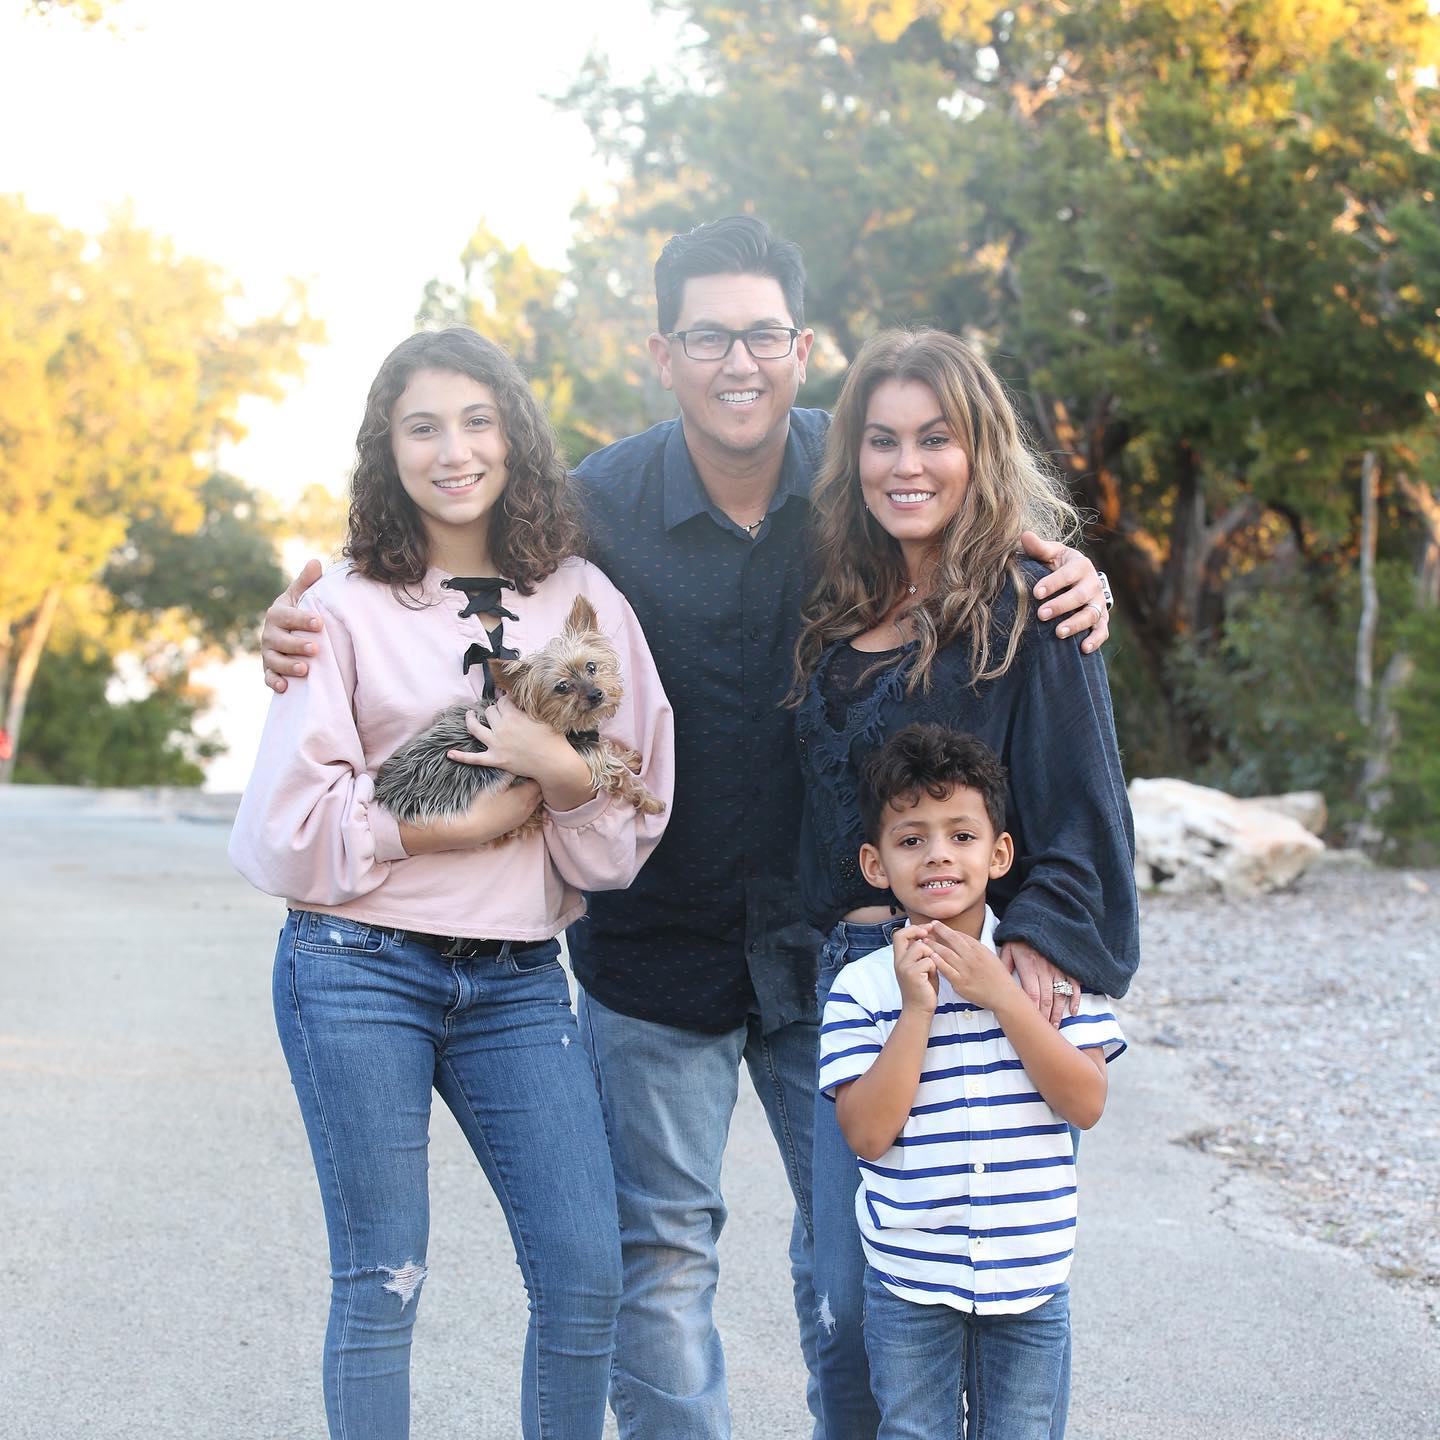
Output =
[
  {"x1": 488, "y1": 657, "x2": 518, "y2": 694},
  {"x1": 564, "y1": 594, "x2": 599, "y2": 636}
]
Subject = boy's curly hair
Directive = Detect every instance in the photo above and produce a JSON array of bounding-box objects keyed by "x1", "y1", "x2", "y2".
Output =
[
  {"x1": 345, "y1": 327, "x2": 584, "y2": 594},
  {"x1": 858, "y1": 724, "x2": 1009, "y2": 844}
]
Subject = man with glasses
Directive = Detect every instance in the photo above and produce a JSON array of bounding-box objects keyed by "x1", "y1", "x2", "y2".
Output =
[{"x1": 260, "y1": 215, "x2": 1110, "y2": 1439}]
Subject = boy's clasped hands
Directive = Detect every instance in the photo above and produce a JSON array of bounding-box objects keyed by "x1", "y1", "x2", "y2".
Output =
[{"x1": 892, "y1": 920, "x2": 1014, "y2": 1015}]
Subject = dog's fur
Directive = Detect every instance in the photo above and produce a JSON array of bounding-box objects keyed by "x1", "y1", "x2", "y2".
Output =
[{"x1": 373, "y1": 595, "x2": 664, "y2": 841}]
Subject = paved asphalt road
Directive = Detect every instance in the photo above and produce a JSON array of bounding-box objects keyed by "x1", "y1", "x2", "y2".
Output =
[{"x1": 3, "y1": 785, "x2": 1437, "y2": 1438}]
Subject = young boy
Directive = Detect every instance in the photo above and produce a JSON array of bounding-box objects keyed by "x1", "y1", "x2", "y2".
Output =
[{"x1": 818, "y1": 724, "x2": 1125, "y2": 1440}]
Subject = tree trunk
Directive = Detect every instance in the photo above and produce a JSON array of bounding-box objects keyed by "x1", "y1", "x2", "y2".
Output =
[
  {"x1": 0, "y1": 584, "x2": 63, "y2": 785},
  {"x1": 1357, "y1": 650, "x2": 1413, "y2": 847},
  {"x1": 1159, "y1": 441, "x2": 1206, "y2": 636},
  {"x1": 1394, "y1": 468, "x2": 1440, "y2": 609},
  {"x1": 1355, "y1": 452, "x2": 1380, "y2": 727}
]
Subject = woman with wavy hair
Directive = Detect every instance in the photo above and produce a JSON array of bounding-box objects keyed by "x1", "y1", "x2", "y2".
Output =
[
  {"x1": 792, "y1": 328, "x2": 1138, "y2": 1437},
  {"x1": 230, "y1": 327, "x2": 673, "y2": 1440}
]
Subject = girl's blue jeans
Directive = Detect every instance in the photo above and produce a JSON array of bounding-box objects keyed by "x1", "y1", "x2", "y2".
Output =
[{"x1": 272, "y1": 910, "x2": 621, "y2": 1440}]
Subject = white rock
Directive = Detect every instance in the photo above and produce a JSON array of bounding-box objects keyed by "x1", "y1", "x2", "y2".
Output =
[
  {"x1": 1238, "y1": 790, "x2": 1327, "y2": 836},
  {"x1": 1129, "y1": 777, "x2": 1326, "y2": 896}
]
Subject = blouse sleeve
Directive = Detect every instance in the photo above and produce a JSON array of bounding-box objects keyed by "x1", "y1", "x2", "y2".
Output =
[
  {"x1": 228, "y1": 591, "x2": 406, "y2": 905},
  {"x1": 991, "y1": 616, "x2": 1141, "y2": 998},
  {"x1": 541, "y1": 581, "x2": 674, "y2": 893}
]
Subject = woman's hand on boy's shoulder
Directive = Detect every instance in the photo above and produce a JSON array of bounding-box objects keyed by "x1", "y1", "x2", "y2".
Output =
[
  {"x1": 1000, "y1": 939, "x2": 1081, "y2": 1027},
  {"x1": 262, "y1": 558, "x2": 325, "y2": 693},
  {"x1": 1020, "y1": 532, "x2": 1110, "y2": 655}
]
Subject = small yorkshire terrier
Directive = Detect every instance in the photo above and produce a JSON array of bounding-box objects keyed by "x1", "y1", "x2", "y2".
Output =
[{"x1": 374, "y1": 595, "x2": 665, "y2": 840}]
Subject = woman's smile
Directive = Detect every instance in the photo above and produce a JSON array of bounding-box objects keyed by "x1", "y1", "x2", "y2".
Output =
[{"x1": 858, "y1": 378, "x2": 970, "y2": 570}]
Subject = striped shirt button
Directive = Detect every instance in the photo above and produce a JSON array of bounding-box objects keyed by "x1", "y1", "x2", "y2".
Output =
[{"x1": 974, "y1": 1162, "x2": 986, "y2": 1174}]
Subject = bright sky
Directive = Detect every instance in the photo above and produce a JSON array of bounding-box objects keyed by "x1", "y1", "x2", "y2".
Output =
[
  {"x1": 1, "y1": 0, "x2": 678, "y2": 788},
  {"x1": 1, "y1": 0, "x2": 673, "y2": 494}
]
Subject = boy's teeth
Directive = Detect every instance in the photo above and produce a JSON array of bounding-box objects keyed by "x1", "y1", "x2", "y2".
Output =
[{"x1": 719, "y1": 390, "x2": 759, "y2": 404}]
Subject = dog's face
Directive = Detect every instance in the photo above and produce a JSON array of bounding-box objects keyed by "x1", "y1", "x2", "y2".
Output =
[{"x1": 489, "y1": 595, "x2": 624, "y2": 733}]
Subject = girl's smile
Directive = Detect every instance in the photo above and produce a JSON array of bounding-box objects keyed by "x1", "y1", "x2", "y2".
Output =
[{"x1": 391, "y1": 368, "x2": 510, "y2": 570}]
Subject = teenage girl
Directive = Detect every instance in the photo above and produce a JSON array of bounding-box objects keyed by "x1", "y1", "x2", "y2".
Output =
[{"x1": 230, "y1": 327, "x2": 673, "y2": 1440}]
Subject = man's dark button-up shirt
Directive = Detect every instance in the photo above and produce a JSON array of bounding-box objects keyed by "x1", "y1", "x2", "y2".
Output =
[{"x1": 567, "y1": 410, "x2": 831, "y2": 1034}]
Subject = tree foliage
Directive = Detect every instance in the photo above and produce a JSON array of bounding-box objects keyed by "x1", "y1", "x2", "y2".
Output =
[
  {"x1": 0, "y1": 195, "x2": 316, "y2": 782},
  {"x1": 14, "y1": 647, "x2": 219, "y2": 788},
  {"x1": 544, "y1": 0, "x2": 1440, "y2": 839},
  {"x1": 417, "y1": 211, "x2": 677, "y2": 464},
  {"x1": 103, "y1": 472, "x2": 288, "y2": 652}
]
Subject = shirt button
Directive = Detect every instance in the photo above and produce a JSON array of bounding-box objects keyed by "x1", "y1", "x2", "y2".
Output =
[
  {"x1": 751, "y1": 709, "x2": 763, "y2": 721},
  {"x1": 973, "y1": 1162, "x2": 986, "y2": 1175},
  {"x1": 749, "y1": 626, "x2": 760, "y2": 639}
]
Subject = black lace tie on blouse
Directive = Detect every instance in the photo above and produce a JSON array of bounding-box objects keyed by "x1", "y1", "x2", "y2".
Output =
[
  {"x1": 443, "y1": 575, "x2": 519, "y2": 622},
  {"x1": 446, "y1": 576, "x2": 521, "y2": 702}
]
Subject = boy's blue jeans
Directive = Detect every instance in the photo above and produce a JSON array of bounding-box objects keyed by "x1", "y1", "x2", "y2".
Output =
[
  {"x1": 272, "y1": 910, "x2": 622, "y2": 1440},
  {"x1": 863, "y1": 1272, "x2": 1070, "y2": 1440},
  {"x1": 813, "y1": 918, "x2": 1073, "y2": 1440}
]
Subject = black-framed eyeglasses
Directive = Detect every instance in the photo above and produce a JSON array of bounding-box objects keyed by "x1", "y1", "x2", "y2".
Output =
[{"x1": 665, "y1": 326, "x2": 802, "y2": 361}]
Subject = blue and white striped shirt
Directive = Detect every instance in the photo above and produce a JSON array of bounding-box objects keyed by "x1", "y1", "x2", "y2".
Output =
[{"x1": 818, "y1": 908, "x2": 1125, "y2": 1315}]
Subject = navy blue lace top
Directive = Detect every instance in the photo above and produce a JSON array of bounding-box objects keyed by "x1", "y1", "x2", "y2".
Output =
[{"x1": 795, "y1": 561, "x2": 1140, "y2": 997}]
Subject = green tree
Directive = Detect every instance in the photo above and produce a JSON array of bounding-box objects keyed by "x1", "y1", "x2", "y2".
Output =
[
  {"x1": 14, "y1": 646, "x2": 220, "y2": 788},
  {"x1": 0, "y1": 196, "x2": 317, "y2": 782},
  {"x1": 13, "y1": 468, "x2": 285, "y2": 788},
  {"x1": 416, "y1": 211, "x2": 676, "y2": 464},
  {"x1": 557, "y1": 0, "x2": 1440, "y2": 807},
  {"x1": 103, "y1": 471, "x2": 287, "y2": 651}
]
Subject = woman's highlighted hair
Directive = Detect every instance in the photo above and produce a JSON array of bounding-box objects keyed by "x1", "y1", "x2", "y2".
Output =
[{"x1": 791, "y1": 328, "x2": 1079, "y2": 698}]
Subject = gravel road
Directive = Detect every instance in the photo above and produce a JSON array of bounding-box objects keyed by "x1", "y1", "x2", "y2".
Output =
[{"x1": 1122, "y1": 857, "x2": 1440, "y2": 1322}]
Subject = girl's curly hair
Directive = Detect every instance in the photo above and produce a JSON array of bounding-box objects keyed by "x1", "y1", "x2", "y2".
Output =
[
  {"x1": 345, "y1": 327, "x2": 584, "y2": 594},
  {"x1": 789, "y1": 328, "x2": 1080, "y2": 701}
]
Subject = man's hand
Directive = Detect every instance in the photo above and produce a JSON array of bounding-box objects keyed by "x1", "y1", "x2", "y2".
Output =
[
  {"x1": 1001, "y1": 938, "x2": 1080, "y2": 1027},
  {"x1": 261, "y1": 559, "x2": 325, "y2": 693},
  {"x1": 892, "y1": 925, "x2": 940, "y2": 1015},
  {"x1": 1019, "y1": 531, "x2": 1111, "y2": 654}
]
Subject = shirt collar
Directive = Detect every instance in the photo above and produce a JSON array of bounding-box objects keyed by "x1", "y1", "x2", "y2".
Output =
[
  {"x1": 661, "y1": 414, "x2": 814, "y2": 533},
  {"x1": 979, "y1": 904, "x2": 999, "y2": 954}
]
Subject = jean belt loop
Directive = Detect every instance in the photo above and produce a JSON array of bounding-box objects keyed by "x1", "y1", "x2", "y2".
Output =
[{"x1": 496, "y1": 939, "x2": 514, "y2": 963}]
